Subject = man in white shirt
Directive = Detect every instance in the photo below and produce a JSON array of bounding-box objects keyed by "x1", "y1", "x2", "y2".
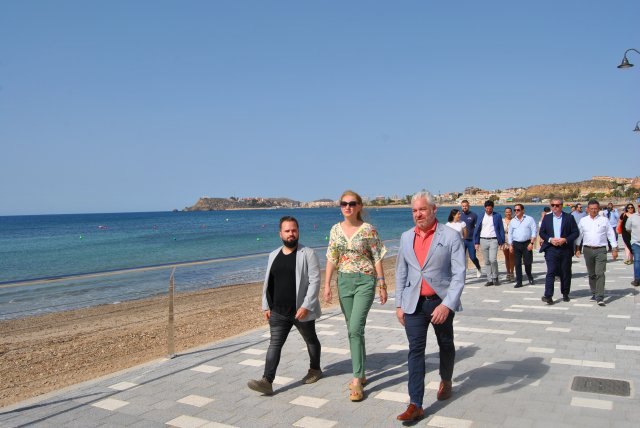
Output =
[
  {"x1": 473, "y1": 200, "x2": 506, "y2": 286},
  {"x1": 508, "y1": 204, "x2": 537, "y2": 288},
  {"x1": 576, "y1": 200, "x2": 618, "y2": 306}
]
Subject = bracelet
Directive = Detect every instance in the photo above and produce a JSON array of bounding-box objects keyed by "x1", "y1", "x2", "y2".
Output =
[
  {"x1": 376, "y1": 277, "x2": 385, "y2": 281},
  {"x1": 378, "y1": 284, "x2": 387, "y2": 290}
]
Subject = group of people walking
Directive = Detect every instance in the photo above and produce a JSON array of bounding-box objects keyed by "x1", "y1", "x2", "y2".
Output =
[
  {"x1": 455, "y1": 197, "x2": 639, "y2": 306},
  {"x1": 246, "y1": 190, "x2": 640, "y2": 422}
]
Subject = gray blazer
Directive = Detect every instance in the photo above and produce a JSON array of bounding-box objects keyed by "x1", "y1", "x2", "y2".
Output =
[
  {"x1": 261, "y1": 244, "x2": 322, "y2": 321},
  {"x1": 395, "y1": 223, "x2": 466, "y2": 314}
]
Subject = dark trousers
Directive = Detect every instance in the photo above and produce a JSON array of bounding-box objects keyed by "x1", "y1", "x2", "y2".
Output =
[
  {"x1": 512, "y1": 241, "x2": 533, "y2": 284},
  {"x1": 583, "y1": 246, "x2": 607, "y2": 298},
  {"x1": 463, "y1": 239, "x2": 481, "y2": 270},
  {"x1": 632, "y1": 244, "x2": 640, "y2": 281},
  {"x1": 543, "y1": 246, "x2": 572, "y2": 298},
  {"x1": 263, "y1": 311, "x2": 321, "y2": 382},
  {"x1": 404, "y1": 296, "x2": 455, "y2": 407}
]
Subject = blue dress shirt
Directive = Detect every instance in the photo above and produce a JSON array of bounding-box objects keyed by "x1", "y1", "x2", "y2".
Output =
[
  {"x1": 552, "y1": 214, "x2": 562, "y2": 238},
  {"x1": 508, "y1": 215, "x2": 537, "y2": 244}
]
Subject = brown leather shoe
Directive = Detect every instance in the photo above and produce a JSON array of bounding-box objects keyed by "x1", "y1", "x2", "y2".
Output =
[
  {"x1": 437, "y1": 380, "x2": 452, "y2": 401},
  {"x1": 396, "y1": 403, "x2": 424, "y2": 421}
]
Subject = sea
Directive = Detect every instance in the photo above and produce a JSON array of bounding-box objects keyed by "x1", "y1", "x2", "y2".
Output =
[{"x1": 0, "y1": 205, "x2": 542, "y2": 320}]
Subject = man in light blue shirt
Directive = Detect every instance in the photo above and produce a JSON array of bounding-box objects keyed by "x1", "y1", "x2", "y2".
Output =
[
  {"x1": 508, "y1": 204, "x2": 538, "y2": 288},
  {"x1": 571, "y1": 203, "x2": 586, "y2": 224},
  {"x1": 602, "y1": 202, "x2": 620, "y2": 250}
]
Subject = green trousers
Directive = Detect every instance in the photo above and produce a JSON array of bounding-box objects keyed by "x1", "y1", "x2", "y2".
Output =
[{"x1": 337, "y1": 272, "x2": 376, "y2": 378}]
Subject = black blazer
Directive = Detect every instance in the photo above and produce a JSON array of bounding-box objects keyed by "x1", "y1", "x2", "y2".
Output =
[{"x1": 538, "y1": 212, "x2": 579, "y2": 253}]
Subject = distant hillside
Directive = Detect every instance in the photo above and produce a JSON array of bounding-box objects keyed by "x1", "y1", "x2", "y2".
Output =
[
  {"x1": 520, "y1": 177, "x2": 639, "y2": 200},
  {"x1": 183, "y1": 197, "x2": 300, "y2": 211}
]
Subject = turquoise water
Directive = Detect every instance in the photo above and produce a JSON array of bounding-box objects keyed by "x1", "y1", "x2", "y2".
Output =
[{"x1": 0, "y1": 205, "x2": 536, "y2": 319}]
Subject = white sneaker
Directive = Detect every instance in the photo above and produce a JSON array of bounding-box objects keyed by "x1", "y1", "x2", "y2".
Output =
[{"x1": 476, "y1": 269, "x2": 483, "y2": 278}]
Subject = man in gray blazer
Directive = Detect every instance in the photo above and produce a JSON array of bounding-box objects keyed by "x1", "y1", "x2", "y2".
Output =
[
  {"x1": 247, "y1": 216, "x2": 322, "y2": 395},
  {"x1": 395, "y1": 192, "x2": 466, "y2": 422}
]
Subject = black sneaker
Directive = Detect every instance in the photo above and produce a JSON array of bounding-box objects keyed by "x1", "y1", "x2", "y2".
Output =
[
  {"x1": 248, "y1": 377, "x2": 273, "y2": 395},
  {"x1": 528, "y1": 278, "x2": 535, "y2": 285},
  {"x1": 514, "y1": 283, "x2": 524, "y2": 288},
  {"x1": 597, "y1": 298, "x2": 606, "y2": 307},
  {"x1": 493, "y1": 278, "x2": 500, "y2": 286},
  {"x1": 301, "y1": 369, "x2": 322, "y2": 384},
  {"x1": 484, "y1": 281, "x2": 494, "y2": 287},
  {"x1": 562, "y1": 294, "x2": 570, "y2": 302},
  {"x1": 541, "y1": 296, "x2": 554, "y2": 305},
  {"x1": 631, "y1": 280, "x2": 640, "y2": 287},
  {"x1": 590, "y1": 295, "x2": 596, "y2": 301}
]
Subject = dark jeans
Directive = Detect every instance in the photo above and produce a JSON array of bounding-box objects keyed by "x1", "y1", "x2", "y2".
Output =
[
  {"x1": 512, "y1": 241, "x2": 533, "y2": 284},
  {"x1": 543, "y1": 246, "x2": 572, "y2": 297},
  {"x1": 404, "y1": 296, "x2": 455, "y2": 407},
  {"x1": 632, "y1": 243, "x2": 640, "y2": 281},
  {"x1": 263, "y1": 311, "x2": 321, "y2": 382},
  {"x1": 463, "y1": 239, "x2": 481, "y2": 270}
]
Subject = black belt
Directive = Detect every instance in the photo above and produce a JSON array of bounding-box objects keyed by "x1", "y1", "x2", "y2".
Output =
[
  {"x1": 583, "y1": 245, "x2": 605, "y2": 249},
  {"x1": 514, "y1": 240, "x2": 532, "y2": 244},
  {"x1": 480, "y1": 237, "x2": 497, "y2": 240},
  {"x1": 420, "y1": 294, "x2": 441, "y2": 301}
]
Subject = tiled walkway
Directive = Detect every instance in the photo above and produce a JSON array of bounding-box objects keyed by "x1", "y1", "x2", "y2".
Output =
[{"x1": 2, "y1": 252, "x2": 639, "y2": 427}]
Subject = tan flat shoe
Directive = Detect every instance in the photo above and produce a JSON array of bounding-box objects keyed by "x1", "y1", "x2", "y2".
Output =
[{"x1": 349, "y1": 383, "x2": 363, "y2": 401}]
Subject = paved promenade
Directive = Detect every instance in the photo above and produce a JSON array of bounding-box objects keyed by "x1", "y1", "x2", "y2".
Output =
[{"x1": 2, "y1": 252, "x2": 639, "y2": 427}]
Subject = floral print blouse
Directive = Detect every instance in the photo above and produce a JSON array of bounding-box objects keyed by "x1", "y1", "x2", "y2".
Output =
[{"x1": 326, "y1": 222, "x2": 387, "y2": 276}]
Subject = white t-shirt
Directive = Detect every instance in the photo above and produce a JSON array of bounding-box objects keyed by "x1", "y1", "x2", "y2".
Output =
[
  {"x1": 480, "y1": 213, "x2": 497, "y2": 238},
  {"x1": 446, "y1": 221, "x2": 466, "y2": 239}
]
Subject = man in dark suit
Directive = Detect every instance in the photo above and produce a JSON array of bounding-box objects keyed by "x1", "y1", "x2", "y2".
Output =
[
  {"x1": 473, "y1": 200, "x2": 506, "y2": 286},
  {"x1": 538, "y1": 198, "x2": 579, "y2": 304}
]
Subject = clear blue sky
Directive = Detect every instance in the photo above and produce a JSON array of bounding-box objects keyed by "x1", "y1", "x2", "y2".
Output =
[{"x1": 1, "y1": 1, "x2": 638, "y2": 215}]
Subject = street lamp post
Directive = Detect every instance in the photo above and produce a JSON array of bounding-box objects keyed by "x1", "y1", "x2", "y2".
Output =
[
  {"x1": 617, "y1": 49, "x2": 640, "y2": 133},
  {"x1": 617, "y1": 48, "x2": 640, "y2": 69}
]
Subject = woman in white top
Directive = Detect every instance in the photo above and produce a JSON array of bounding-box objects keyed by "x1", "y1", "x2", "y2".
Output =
[
  {"x1": 503, "y1": 207, "x2": 514, "y2": 281},
  {"x1": 445, "y1": 208, "x2": 467, "y2": 239}
]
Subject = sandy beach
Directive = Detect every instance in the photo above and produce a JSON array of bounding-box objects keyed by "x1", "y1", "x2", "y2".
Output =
[{"x1": 0, "y1": 258, "x2": 399, "y2": 408}]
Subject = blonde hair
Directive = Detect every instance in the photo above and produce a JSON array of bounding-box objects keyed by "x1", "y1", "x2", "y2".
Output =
[{"x1": 340, "y1": 190, "x2": 364, "y2": 222}]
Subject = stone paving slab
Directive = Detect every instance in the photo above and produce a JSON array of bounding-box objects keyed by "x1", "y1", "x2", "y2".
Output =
[{"x1": 1, "y1": 251, "x2": 639, "y2": 427}]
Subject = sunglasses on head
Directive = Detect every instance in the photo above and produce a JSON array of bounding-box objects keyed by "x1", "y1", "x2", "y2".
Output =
[
  {"x1": 550, "y1": 204, "x2": 561, "y2": 207},
  {"x1": 340, "y1": 201, "x2": 358, "y2": 207}
]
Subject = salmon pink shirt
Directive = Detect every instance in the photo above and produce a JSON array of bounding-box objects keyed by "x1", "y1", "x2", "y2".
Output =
[{"x1": 413, "y1": 221, "x2": 437, "y2": 297}]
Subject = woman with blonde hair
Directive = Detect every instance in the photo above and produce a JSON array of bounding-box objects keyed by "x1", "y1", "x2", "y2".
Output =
[{"x1": 324, "y1": 190, "x2": 387, "y2": 401}]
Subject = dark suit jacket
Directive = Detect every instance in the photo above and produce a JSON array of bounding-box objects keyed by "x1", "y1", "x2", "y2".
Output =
[
  {"x1": 538, "y1": 212, "x2": 579, "y2": 253},
  {"x1": 473, "y1": 212, "x2": 506, "y2": 245}
]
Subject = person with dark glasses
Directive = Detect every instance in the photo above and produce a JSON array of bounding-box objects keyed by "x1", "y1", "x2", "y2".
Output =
[
  {"x1": 619, "y1": 204, "x2": 636, "y2": 265},
  {"x1": 507, "y1": 204, "x2": 537, "y2": 288},
  {"x1": 323, "y1": 190, "x2": 387, "y2": 401},
  {"x1": 624, "y1": 205, "x2": 640, "y2": 287},
  {"x1": 538, "y1": 198, "x2": 579, "y2": 304}
]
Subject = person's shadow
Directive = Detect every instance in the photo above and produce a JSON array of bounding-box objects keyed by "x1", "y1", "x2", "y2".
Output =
[
  {"x1": 452, "y1": 356, "x2": 549, "y2": 397},
  {"x1": 403, "y1": 357, "x2": 549, "y2": 424}
]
